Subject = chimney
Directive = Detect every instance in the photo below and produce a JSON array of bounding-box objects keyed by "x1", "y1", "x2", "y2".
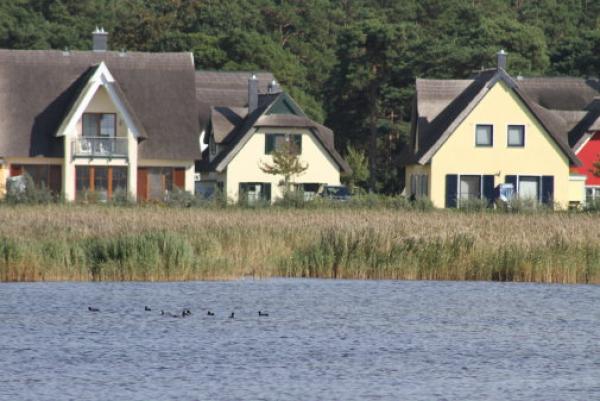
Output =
[
  {"x1": 497, "y1": 49, "x2": 507, "y2": 70},
  {"x1": 248, "y1": 73, "x2": 258, "y2": 113},
  {"x1": 92, "y1": 27, "x2": 108, "y2": 52},
  {"x1": 267, "y1": 79, "x2": 281, "y2": 94}
]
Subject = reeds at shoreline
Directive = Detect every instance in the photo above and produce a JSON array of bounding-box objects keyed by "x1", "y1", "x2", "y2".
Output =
[{"x1": 0, "y1": 204, "x2": 599, "y2": 284}]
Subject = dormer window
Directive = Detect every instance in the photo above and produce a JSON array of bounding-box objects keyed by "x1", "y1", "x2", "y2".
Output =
[{"x1": 83, "y1": 113, "x2": 116, "y2": 137}]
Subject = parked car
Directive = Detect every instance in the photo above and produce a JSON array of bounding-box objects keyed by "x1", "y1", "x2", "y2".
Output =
[{"x1": 321, "y1": 185, "x2": 351, "y2": 201}]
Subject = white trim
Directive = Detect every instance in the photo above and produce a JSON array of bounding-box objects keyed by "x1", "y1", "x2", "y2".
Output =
[
  {"x1": 55, "y1": 62, "x2": 141, "y2": 139},
  {"x1": 573, "y1": 132, "x2": 594, "y2": 154}
]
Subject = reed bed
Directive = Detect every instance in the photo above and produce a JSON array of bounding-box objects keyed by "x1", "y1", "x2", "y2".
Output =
[{"x1": 0, "y1": 204, "x2": 599, "y2": 283}]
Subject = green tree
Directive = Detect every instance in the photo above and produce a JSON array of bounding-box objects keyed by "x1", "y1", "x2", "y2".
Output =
[
  {"x1": 260, "y1": 141, "x2": 308, "y2": 195},
  {"x1": 341, "y1": 145, "x2": 369, "y2": 194}
]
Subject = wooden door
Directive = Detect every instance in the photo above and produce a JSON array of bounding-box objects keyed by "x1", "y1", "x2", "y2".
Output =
[
  {"x1": 10, "y1": 165, "x2": 23, "y2": 177},
  {"x1": 173, "y1": 168, "x2": 185, "y2": 190},
  {"x1": 137, "y1": 168, "x2": 148, "y2": 201}
]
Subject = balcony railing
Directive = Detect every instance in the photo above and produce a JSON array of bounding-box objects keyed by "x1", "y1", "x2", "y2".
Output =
[{"x1": 72, "y1": 137, "x2": 128, "y2": 159}]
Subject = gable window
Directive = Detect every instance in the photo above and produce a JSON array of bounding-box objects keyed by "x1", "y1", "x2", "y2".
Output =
[
  {"x1": 83, "y1": 113, "x2": 116, "y2": 137},
  {"x1": 475, "y1": 124, "x2": 493, "y2": 147},
  {"x1": 265, "y1": 133, "x2": 302, "y2": 155},
  {"x1": 507, "y1": 125, "x2": 525, "y2": 147}
]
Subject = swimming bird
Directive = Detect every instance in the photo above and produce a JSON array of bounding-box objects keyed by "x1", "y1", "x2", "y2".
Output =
[
  {"x1": 145, "y1": 306, "x2": 152, "y2": 311},
  {"x1": 88, "y1": 307, "x2": 99, "y2": 312},
  {"x1": 182, "y1": 309, "x2": 192, "y2": 317},
  {"x1": 258, "y1": 311, "x2": 269, "y2": 317},
  {"x1": 229, "y1": 312, "x2": 235, "y2": 319},
  {"x1": 207, "y1": 311, "x2": 215, "y2": 316},
  {"x1": 161, "y1": 310, "x2": 178, "y2": 318}
]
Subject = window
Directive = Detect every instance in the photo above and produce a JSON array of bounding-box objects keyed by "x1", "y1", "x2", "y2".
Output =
[
  {"x1": 518, "y1": 176, "x2": 539, "y2": 200},
  {"x1": 410, "y1": 174, "x2": 428, "y2": 198},
  {"x1": 239, "y1": 182, "x2": 271, "y2": 204},
  {"x1": 75, "y1": 166, "x2": 128, "y2": 201},
  {"x1": 296, "y1": 183, "x2": 323, "y2": 201},
  {"x1": 586, "y1": 187, "x2": 600, "y2": 204},
  {"x1": 507, "y1": 125, "x2": 525, "y2": 147},
  {"x1": 82, "y1": 113, "x2": 116, "y2": 137},
  {"x1": 148, "y1": 167, "x2": 173, "y2": 200},
  {"x1": 475, "y1": 124, "x2": 493, "y2": 147},
  {"x1": 505, "y1": 175, "x2": 554, "y2": 204},
  {"x1": 459, "y1": 175, "x2": 481, "y2": 200},
  {"x1": 112, "y1": 167, "x2": 128, "y2": 193},
  {"x1": 445, "y1": 174, "x2": 495, "y2": 208},
  {"x1": 11, "y1": 164, "x2": 62, "y2": 194},
  {"x1": 265, "y1": 133, "x2": 302, "y2": 155}
]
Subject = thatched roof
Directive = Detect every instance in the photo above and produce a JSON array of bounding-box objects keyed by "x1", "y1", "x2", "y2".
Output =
[
  {"x1": 407, "y1": 68, "x2": 600, "y2": 166},
  {"x1": 0, "y1": 49, "x2": 200, "y2": 160}
]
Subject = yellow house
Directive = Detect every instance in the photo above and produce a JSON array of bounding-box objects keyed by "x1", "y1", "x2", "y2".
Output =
[
  {"x1": 402, "y1": 51, "x2": 587, "y2": 209},
  {"x1": 196, "y1": 73, "x2": 350, "y2": 203},
  {"x1": 0, "y1": 29, "x2": 199, "y2": 201}
]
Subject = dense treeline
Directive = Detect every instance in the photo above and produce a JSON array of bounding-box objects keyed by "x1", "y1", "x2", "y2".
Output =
[{"x1": 2, "y1": 0, "x2": 600, "y2": 192}]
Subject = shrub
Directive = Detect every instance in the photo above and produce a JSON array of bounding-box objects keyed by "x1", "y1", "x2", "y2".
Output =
[{"x1": 5, "y1": 174, "x2": 55, "y2": 205}]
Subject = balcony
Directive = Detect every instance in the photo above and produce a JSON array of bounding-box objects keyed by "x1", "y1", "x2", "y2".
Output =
[{"x1": 72, "y1": 137, "x2": 128, "y2": 159}]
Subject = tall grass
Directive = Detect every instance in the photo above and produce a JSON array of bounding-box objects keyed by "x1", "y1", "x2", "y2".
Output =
[{"x1": 0, "y1": 204, "x2": 599, "y2": 283}]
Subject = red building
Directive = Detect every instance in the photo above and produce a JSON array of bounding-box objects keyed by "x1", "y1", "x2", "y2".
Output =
[{"x1": 574, "y1": 131, "x2": 600, "y2": 202}]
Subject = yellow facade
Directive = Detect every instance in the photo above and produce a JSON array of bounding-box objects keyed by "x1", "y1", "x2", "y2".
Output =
[
  {"x1": 407, "y1": 81, "x2": 573, "y2": 208},
  {"x1": 225, "y1": 127, "x2": 341, "y2": 202}
]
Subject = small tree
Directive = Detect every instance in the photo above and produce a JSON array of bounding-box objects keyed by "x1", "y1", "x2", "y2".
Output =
[
  {"x1": 260, "y1": 141, "x2": 308, "y2": 195},
  {"x1": 342, "y1": 145, "x2": 369, "y2": 194}
]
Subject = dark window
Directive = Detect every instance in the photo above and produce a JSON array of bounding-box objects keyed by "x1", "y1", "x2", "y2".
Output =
[
  {"x1": 475, "y1": 124, "x2": 493, "y2": 147},
  {"x1": 83, "y1": 113, "x2": 116, "y2": 137},
  {"x1": 265, "y1": 133, "x2": 302, "y2": 155},
  {"x1": 459, "y1": 175, "x2": 482, "y2": 200},
  {"x1": 76, "y1": 166, "x2": 91, "y2": 196},
  {"x1": 12, "y1": 164, "x2": 61, "y2": 194},
  {"x1": 112, "y1": 167, "x2": 128, "y2": 193},
  {"x1": 239, "y1": 182, "x2": 271, "y2": 203},
  {"x1": 148, "y1": 167, "x2": 173, "y2": 200},
  {"x1": 507, "y1": 125, "x2": 525, "y2": 147}
]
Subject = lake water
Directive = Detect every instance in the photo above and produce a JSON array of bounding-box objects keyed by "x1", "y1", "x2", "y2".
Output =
[{"x1": 1, "y1": 280, "x2": 599, "y2": 401}]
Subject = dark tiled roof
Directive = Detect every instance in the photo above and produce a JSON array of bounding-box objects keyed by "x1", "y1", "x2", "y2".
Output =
[
  {"x1": 0, "y1": 49, "x2": 200, "y2": 159},
  {"x1": 407, "y1": 69, "x2": 600, "y2": 166}
]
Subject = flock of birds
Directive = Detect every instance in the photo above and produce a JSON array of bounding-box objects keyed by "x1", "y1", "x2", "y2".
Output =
[{"x1": 87, "y1": 306, "x2": 269, "y2": 319}]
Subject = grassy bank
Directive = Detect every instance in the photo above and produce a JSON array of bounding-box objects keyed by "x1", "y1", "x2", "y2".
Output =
[{"x1": 0, "y1": 205, "x2": 599, "y2": 284}]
